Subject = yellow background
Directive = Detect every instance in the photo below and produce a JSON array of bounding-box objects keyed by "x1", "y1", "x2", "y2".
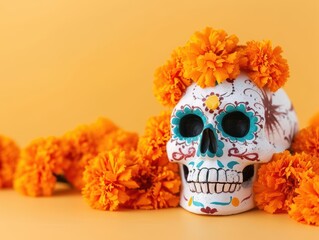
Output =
[
  {"x1": 0, "y1": 1, "x2": 319, "y2": 239},
  {"x1": 0, "y1": 0, "x2": 318, "y2": 146}
]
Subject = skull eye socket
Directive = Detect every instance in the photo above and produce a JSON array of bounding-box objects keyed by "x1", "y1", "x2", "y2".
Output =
[
  {"x1": 221, "y1": 111, "x2": 250, "y2": 138},
  {"x1": 179, "y1": 114, "x2": 204, "y2": 138}
]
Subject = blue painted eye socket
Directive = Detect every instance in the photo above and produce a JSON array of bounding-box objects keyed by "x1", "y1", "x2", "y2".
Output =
[
  {"x1": 172, "y1": 107, "x2": 206, "y2": 143},
  {"x1": 217, "y1": 104, "x2": 258, "y2": 142}
]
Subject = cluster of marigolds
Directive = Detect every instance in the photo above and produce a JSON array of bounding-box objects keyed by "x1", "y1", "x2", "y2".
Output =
[{"x1": 0, "y1": 27, "x2": 318, "y2": 226}]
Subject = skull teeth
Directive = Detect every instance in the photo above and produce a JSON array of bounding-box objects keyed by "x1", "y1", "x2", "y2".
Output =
[{"x1": 186, "y1": 167, "x2": 243, "y2": 194}]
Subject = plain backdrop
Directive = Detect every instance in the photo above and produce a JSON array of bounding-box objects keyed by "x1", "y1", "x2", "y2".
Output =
[
  {"x1": 1, "y1": 2, "x2": 319, "y2": 240},
  {"x1": 0, "y1": 0, "x2": 318, "y2": 146}
]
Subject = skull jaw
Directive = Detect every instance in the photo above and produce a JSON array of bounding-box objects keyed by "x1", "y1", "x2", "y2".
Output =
[{"x1": 179, "y1": 165, "x2": 257, "y2": 215}]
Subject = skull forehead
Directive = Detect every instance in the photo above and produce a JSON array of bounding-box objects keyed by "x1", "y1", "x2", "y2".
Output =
[{"x1": 174, "y1": 74, "x2": 264, "y2": 116}]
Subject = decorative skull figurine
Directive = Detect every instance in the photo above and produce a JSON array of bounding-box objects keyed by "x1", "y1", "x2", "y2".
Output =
[
  {"x1": 166, "y1": 73, "x2": 298, "y2": 215},
  {"x1": 153, "y1": 27, "x2": 298, "y2": 215}
]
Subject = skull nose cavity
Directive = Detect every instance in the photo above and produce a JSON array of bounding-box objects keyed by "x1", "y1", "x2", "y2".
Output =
[{"x1": 200, "y1": 128, "x2": 217, "y2": 154}]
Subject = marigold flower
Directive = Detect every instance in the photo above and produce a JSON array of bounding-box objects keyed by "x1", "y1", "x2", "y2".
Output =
[
  {"x1": 182, "y1": 27, "x2": 240, "y2": 88},
  {"x1": 254, "y1": 151, "x2": 319, "y2": 213},
  {"x1": 127, "y1": 112, "x2": 181, "y2": 209},
  {"x1": 14, "y1": 137, "x2": 67, "y2": 196},
  {"x1": 82, "y1": 149, "x2": 140, "y2": 211},
  {"x1": 137, "y1": 111, "x2": 171, "y2": 161},
  {"x1": 90, "y1": 117, "x2": 118, "y2": 137},
  {"x1": 289, "y1": 175, "x2": 319, "y2": 226},
  {"x1": 127, "y1": 158, "x2": 180, "y2": 210},
  {"x1": 13, "y1": 117, "x2": 134, "y2": 196},
  {"x1": 291, "y1": 125, "x2": 319, "y2": 157},
  {"x1": 82, "y1": 112, "x2": 180, "y2": 211},
  {"x1": 0, "y1": 135, "x2": 20, "y2": 188},
  {"x1": 153, "y1": 48, "x2": 191, "y2": 107},
  {"x1": 99, "y1": 128, "x2": 139, "y2": 153},
  {"x1": 241, "y1": 40, "x2": 289, "y2": 92},
  {"x1": 63, "y1": 123, "x2": 106, "y2": 190},
  {"x1": 63, "y1": 118, "x2": 138, "y2": 190}
]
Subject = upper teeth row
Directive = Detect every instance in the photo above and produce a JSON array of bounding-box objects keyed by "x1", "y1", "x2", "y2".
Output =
[{"x1": 187, "y1": 167, "x2": 243, "y2": 184}]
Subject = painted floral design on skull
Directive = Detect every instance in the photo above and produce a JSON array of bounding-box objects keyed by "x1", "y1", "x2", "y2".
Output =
[{"x1": 166, "y1": 74, "x2": 298, "y2": 215}]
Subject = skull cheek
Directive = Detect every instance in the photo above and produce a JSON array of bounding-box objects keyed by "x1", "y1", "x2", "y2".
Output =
[
  {"x1": 214, "y1": 100, "x2": 275, "y2": 164},
  {"x1": 167, "y1": 105, "x2": 205, "y2": 164},
  {"x1": 166, "y1": 138, "x2": 197, "y2": 164}
]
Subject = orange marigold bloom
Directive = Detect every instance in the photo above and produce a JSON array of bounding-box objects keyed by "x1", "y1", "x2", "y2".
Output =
[
  {"x1": 0, "y1": 135, "x2": 20, "y2": 188},
  {"x1": 90, "y1": 117, "x2": 118, "y2": 137},
  {"x1": 14, "y1": 117, "x2": 138, "y2": 197},
  {"x1": 82, "y1": 112, "x2": 180, "y2": 211},
  {"x1": 153, "y1": 48, "x2": 191, "y2": 107},
  {"x1": 14, "y1": 137, "x2": 67, "y2": 196},
  {"x1": 182, "y1": 27, "x2": 240, "y2": 88},
  {"x1": 291, "y1": 125, "x2": 319, "y2": 157},
  {"x1": 241, "y1": 40, "x2": 289, "y2": 92},
  {"x1": 63, "y1": 122, "x2": 106, "y2": 190},
  {"x1": 99, "y1": 128, "x2": 139, "y2": 153},
  {"x1": 289, "y1": 175, "x2": 319, "y2": 226},
  {"x1": 82, "y1": 149, "x2": 140, "y2": 211},
  {"x1": 137, "y1": 111, "x2": 171, "y2": 161},
  {"x1": 63, "y1": 118, "x2": 138, "y2": 190},
  {"x1": 127, "y1": 112, "x2": 181, "y2": 209},
  {"x1": 254, "y1": 151, "x2": 319, "y2": 214},
  {"x1": 127, "y1": 157, "x2": 180, "y2": 210}
]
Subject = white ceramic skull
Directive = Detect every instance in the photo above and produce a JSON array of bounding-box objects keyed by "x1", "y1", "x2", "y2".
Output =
[{"x1": 166, "y1": 73, "x2": 298, "y2": 215}]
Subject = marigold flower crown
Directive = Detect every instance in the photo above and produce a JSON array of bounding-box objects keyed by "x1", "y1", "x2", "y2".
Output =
[{"x1": 153, "y1": 27, "x2": 289, "y2": 107}]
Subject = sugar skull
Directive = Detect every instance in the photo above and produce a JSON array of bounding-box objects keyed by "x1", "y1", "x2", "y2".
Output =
[
  {"x1": 166, "y1": 73, "x2": 297, "y2": 215},
  {"x1": 154, "y1": 27, "x2": 298, "y2": 215}
]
